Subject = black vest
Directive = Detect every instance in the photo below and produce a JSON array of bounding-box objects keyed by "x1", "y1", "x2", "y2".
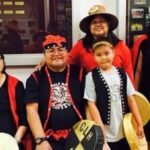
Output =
[{"x1": 92, "y1": 67, "x2": 129, "y2": 125}]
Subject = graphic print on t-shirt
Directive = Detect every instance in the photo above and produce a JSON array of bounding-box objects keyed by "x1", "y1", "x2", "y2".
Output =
[
  {"x1": 109, "y1": 84, "x2": 120, "y2": 102},
  {"x1": 51, "y1": 82, "x2": 71, "y2": 110}
]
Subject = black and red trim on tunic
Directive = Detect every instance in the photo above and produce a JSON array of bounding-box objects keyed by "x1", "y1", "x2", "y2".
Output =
[{"x1": 30, "y1": 65, "x2": 84, "y2": 140}]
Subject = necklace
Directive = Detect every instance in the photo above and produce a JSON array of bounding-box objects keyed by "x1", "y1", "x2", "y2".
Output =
[{"x1": 43, "y1": 65, "x2": 82, "y2": 130}]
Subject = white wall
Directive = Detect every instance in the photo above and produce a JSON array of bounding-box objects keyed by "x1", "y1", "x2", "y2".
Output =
[
  {"x1": 5, "y1": 54, "x2": 44, "y2": 86},
  {"x1": 5, "y1": 0, "x2": 127, "y2": 85},
  {"x1": 6, "y1": 67, "x2": 34, "y2": 86}
]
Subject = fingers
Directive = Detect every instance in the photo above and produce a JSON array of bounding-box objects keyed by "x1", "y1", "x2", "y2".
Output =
[{"x1": 137, "y1": 130, "x2": 144, "y2": 138}]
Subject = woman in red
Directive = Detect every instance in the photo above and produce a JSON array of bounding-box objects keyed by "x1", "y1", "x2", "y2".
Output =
[{"x1": 69, "y1": 4, "x2": 134, "y2": 84}]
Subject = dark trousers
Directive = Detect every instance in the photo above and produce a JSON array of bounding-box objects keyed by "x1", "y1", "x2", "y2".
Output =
[{"x1": 108, "y1": 138, "x2": 130, "y2": 150}]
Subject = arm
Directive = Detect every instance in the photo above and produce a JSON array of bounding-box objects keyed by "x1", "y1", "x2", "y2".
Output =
[
  {"x1": 87, "y1": 101, "x2": 106, "y2": 138},
  {"x1": 26, "y1": 103, "x2": 52, "y2": 150},
  {"x1": 84, "y1": 73, "x2": 108, "y2": 149},
  {"x1": 15, "y1": 81, "x2": 27, "y2": 143},
  {"x1": 25, "y1": 75, "x2": 52, "y2": 150},
  {"x1": 26, "y1": 103, "x2": 45, "y2": 140},
  {"x1": 88, "y1": 102, "x2": 109, "y2": 150},
  {"x1": 85, "y1": 105, "x2": 93, "y2": 120},
  {"x1": 126, "y1": 74, "x2": 144, "y2": 138},
  {"x1": 134, "y1": 51, "x2": 143, "y2": 90},
  {"x1": 15, "y1": 126, "x2": 27, "y2": 143},
  {"x1": 127, "y1": 95, "x2": 144, "y2": 138}
]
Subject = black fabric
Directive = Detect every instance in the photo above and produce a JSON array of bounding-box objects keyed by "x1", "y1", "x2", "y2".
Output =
[
  {"x1": 81, "y1": 32, "x2": 120, "y2": 51},
  {"x1": 24, "y1": 65, "x2": 85, "y2": 131},
  {"x1": 44, "y1": 42, "x2": 67, "y2": 50},
  {"x1": 139, "y1": 38, "x2": 150, "y2": 100},
  {"x1": 0, "y1": 77, "x2": 16, "y2": 135},
  {"x1": 108, "y1": 138, "x2": 130, "y2": 150},
  {"x1": 0, "y1": 75, "x2": 26, "y2": 136},
  {"x1": 92, "y1": 67, "x2": 128, "y2": 125},
  {"x1": 138, "y1": 38, "x2": 150, "y2": 141}
]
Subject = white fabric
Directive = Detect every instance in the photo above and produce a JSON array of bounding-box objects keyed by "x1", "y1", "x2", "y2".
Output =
[
  {"x1": 84, "y1": 66, "x2": 135, "y2": 142},
  {"x1": 0, "y1": 133, "x2": 19, "y2": 150}
]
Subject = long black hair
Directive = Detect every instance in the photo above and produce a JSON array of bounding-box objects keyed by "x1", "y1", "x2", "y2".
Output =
[
  {"x1": 0, "y1": 53, "x2": 6, "y2": 73},
  {"x1": 81, "y1": 32, "x2": 120, "y2": 52}
]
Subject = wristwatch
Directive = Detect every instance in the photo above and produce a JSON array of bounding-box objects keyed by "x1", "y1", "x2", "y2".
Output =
[{"x1": 35, "y1": 137, "x2": 47, "y2": 145}]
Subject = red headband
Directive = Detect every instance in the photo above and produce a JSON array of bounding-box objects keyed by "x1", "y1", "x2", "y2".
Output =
[{"x1": 43, "y1": 35, "x2": 66, "y2": 48}]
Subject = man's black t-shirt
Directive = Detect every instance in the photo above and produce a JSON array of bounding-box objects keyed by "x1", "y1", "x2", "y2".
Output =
[{"x1": 24, "y1": 65, "x2": 85, "y2": 130}]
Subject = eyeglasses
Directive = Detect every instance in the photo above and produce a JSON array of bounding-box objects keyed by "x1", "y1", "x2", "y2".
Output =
[{"x1": 44, "y1": 47, "x2": 67, "y2": 54}]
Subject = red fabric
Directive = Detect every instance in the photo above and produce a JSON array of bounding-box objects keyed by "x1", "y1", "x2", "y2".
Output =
[
  {"x1": 69, "y1": 40, "x2": 135, "y2": 85},
  {"x1": 69, "y1": 40, "x2": 96, "y2": 72},
  {"x1": 45, "y1": 129, "x2": 71, "y2": 141},
  {"x1": 131, "y1": 35, "x2": 148, "y2": 70},
  {"x1": 8, "y1": 76, "x2": 19, "y2": 128},
  {"x1": 8, "y1": 76, "x2": 32, "y2": 150},
  {"x1": 43, "y1": 35, "x2": 66, "y2": 47},
  {"x1": 23, "y1": 134, "x2": 32, "y2": 150}
]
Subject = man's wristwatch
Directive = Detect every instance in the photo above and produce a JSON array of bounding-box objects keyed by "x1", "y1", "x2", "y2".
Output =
[{"x1": 35, "y1": 137, "x2": 47, "y2": 145}]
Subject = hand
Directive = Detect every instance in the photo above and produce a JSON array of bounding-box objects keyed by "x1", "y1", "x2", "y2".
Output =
[
  {"x1": 102, "y1": 142, "x2": 110, "y2": 150},
  {"x1": 136, "y1": 125, "x2": 144, "y2": 138},
  {"x1": 35, "y1": 60, "x2": 45, "y2": 71},
  {"x1": 36, "y1": 141, "x2": 52, "y2": 150}
]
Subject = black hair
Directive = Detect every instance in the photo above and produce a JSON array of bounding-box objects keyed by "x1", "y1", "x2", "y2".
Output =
[
  {"x1": 81, "y1": 32, "x2": 120, "y2": 52},
  {"x1": 92, "y1": 36, "x2": 113, "y2": 48},
  {"x1": 0, "y1": 53, "x2": 4, "y2": 60},
  {"x1": 0, "y1": 53, "x2": 6, "y2": 73}
]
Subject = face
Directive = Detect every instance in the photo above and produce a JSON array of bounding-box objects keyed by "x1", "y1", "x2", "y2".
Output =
[
  {"x1": 44, "y1": 46, "x2": 68, "y2": 71},
  {"x1": 90, "y1": 15, "x2": 109, "y2": 39},
  {"x1": 94, "y1": 45, "x2": 114, "y2": 70},
  {"x1": 0, "y1": 58, "x2": 4, "y2": 73}
]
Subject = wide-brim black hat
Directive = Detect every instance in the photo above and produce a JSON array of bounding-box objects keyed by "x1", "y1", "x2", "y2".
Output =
[{"x1": 79, "y1": 5, "x2": 118, "y2": 33}]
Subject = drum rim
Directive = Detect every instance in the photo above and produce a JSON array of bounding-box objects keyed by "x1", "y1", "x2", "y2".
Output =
[
  {"x1": 65, "y1": 120, "x2": 104, "y2": 150},
  {"x1": 123, "y1": 113, "x2": 147, "y2": 150},
  {"x1": 134, "y1": 91, "x2": 150, "y2": 125}
]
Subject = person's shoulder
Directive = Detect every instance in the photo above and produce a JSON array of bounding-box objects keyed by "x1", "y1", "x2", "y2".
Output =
[
  {"x1": 115, "y1": 67, "x2": 127, "y2": 77},
  {"x1": 30, "y1": 66, "x2": 45, "y2": 79},
  {"x1": 7, "y1": 74, "x2": 23, "y2": 86},
  {"x1": 116, "y1": 40, "x2": 127, "y2": 46},
  {"x1": 7, "y1": 74, "x2": 20, "y2": 82},
  {"x1": 72, "y1": 39, "x2": 83, "y2": 47},
  {"x1": 115, "y1": 40, "x2": 130, "y2": 51}
]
